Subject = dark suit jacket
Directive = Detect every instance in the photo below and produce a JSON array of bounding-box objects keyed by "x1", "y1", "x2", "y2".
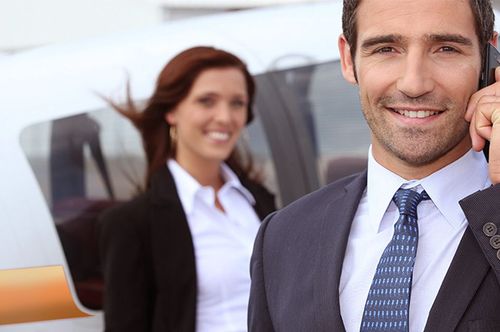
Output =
[
  {"x1": 99, "y1": 165, "x2": 275, "y2": 332},
  {"x1": 249, "y1": 171, "x2": 500, "y2": 332}
]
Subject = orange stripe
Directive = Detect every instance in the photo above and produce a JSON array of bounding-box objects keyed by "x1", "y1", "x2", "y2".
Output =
[{"x1": 0, "y1": 265, "x2": 90, "y2": 325}]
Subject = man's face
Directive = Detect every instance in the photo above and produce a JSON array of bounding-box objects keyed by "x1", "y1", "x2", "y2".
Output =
[{"x1": 339, "y1": 0, "x2": 482, "y2": 178}]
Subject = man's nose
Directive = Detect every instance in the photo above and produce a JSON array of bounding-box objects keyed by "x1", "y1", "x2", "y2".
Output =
[{"x1": 396, "y1": 53, "x2": 435, "y2": 98}]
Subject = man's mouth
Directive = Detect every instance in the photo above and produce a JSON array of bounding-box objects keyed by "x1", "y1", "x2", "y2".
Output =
[{"x1": 390, "y1": 108, "x2": 443, "y2": 119}]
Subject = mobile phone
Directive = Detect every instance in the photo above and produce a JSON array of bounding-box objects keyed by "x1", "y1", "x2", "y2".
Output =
[
  {"x1": 477, "y1": 43, "x2": 500, "y2": 161},
  {"x1": 479, "y1": 43, "x2": 500, "y2": 88}
]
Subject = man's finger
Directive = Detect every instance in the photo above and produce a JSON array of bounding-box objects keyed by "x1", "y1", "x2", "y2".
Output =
[
  {"x1": 495, "y1": 65, "x2": 500, "y2": 83},
  {"x1": 475, "y1": 107, "x2": 493, "y2": 141},
  {"x1": 465, "y1": 67, "x2": 500, "y2": 121},
  {"x1": 469, "y1": 96, "x2": 499, "y2": 151},
  {"x1": 466, "y1": 86, "x2": 495, "y2": 121},
  {"x1": 489, "y1": 109, "x2": 500, "y2": 184},
  {"x1": 470, "y1": 110, "x2": 485, "y2": 151}
]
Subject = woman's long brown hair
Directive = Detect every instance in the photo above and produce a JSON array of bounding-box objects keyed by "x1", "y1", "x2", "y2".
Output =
[{"x1": 108, "y1": 46, "x2": 259, "y2": 188}]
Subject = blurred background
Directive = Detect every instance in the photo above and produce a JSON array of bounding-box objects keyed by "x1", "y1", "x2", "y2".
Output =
[
  {"x1": 0, "y1": 0, "x2": 331, "y2": 55},
  {"x1": 3, "y1": 0, "x2": 500, "y2": 55}
]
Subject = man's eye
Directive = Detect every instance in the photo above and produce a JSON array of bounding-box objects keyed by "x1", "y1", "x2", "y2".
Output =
[
  {"x1": 375, "y1": 46, "x2": 395, "y2": 53},
  {"x1": 438, "y1": 46, "x2": 458, "y2": 53}
]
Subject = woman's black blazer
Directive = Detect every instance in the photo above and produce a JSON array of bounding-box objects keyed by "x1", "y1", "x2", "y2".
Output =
[{"x1": 98, "y1": 165, "x2": 276, "y2": 332}]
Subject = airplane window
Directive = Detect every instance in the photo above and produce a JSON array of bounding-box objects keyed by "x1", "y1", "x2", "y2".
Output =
[
  {"x1": 19, "y1": 106, "x2": 277, "y2": 311},
  {"x1": 19, "y1": 109, "x2": 144, "y2": 310},
  {"x1": 271, "y1": 61, "x2": 370, "y2": 185}
]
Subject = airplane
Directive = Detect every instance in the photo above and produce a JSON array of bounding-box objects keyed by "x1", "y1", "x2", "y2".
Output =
[{"x1": 0, "y1": 1, "x2": 496, "y2": 330}]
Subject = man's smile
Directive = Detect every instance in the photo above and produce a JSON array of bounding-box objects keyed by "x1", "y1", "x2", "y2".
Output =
[{"x1": 389, "y1": 108, "x2": 444, "y2": 119}]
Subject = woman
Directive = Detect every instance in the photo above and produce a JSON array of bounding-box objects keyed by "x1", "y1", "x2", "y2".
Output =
[{"x1": 99, "y1": 46, "x2": 275, "y2": 332}]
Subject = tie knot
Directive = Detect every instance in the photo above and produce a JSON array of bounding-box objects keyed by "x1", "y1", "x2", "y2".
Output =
[{"x1": 392, "y1": 188, "x2": 429, "y2": 218}]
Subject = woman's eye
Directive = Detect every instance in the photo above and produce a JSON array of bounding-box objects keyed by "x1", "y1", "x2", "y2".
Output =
[
  {"x1": 198, "y1": 97, "x2": 215, "y2": 107},
  {"x1": 230, "y1": 100, "x2": 246, "y2": 109}
]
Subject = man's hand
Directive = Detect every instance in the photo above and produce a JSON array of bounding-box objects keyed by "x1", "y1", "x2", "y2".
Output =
[{"x1": 466, "y1": 66, "x2": 500, "y2": 184}]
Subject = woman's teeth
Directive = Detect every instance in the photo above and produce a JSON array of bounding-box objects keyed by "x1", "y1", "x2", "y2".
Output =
[{"x1": 207, "y1": 131, "x2": 230, "y2": 140}]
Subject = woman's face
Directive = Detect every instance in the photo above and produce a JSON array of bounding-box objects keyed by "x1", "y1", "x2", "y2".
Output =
[{"x1": 166, "y1": 67, "x2": 249, "y2": 167}]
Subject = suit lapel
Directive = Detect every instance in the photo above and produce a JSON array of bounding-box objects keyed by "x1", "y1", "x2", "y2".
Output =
[
  {"x1": 313, "y1": 172, "x2": 367, "y2": 332},
  {"x1": 424, "y1": 227, "x2": 490, "y2": 331}
]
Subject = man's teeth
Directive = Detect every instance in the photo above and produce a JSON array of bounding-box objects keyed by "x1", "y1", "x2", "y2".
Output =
[
  {"x1": 396, "y1": 110, "x2": 440, "y2": 118},
  {"x1": 208, "y1": 131, "x2": 230, "y2": 140}
]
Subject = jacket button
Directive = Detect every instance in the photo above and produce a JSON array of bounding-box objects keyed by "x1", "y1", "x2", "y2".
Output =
[
  {"x1": 483, "y1": 222, "x2": 498, "y2": 237},
  {"x1": 497, "y1": 249, "x2": 500, "y2": 261},
  {"x1": 490, "y1": 235, "x2": 500, "y2": 249}
]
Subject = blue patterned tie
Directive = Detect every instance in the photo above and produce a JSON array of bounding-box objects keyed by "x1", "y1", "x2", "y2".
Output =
[{"x1": 360, "y1": 188, "x2": 430, "y2": 332}]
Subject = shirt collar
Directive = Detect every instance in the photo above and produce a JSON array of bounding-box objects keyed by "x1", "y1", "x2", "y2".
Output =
[
  {"x1": 167, "y1": 159, "x2": 255, "y2": 215},
  {"x1": 219, "y1": 163, "x2": 256, "y2": 205},
  {"x1": 367, "y1": 146, "x2": 407, "y2": 233},
  {"x1": 367, "y1": 146, "x2": 490, "y2": 232},
  {"x1": 419, "y1": 149, "x2": 490, "y2": 228}
]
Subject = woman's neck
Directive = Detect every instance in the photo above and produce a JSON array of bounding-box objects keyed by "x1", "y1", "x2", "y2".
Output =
[
  {"x1": 174, "y1": 156, "x2": 225, "y2": 192},
  {"x1": 174, "y1": 155, "x2": 227, "y2": 212}
]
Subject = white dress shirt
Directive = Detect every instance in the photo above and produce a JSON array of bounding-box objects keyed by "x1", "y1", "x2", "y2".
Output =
[
  {"x1": 339, "y1": 147, "x2": 490, "y2": 332},
  {"x1": 167, "y1": 159, "x2": 261, "y2": 332}
]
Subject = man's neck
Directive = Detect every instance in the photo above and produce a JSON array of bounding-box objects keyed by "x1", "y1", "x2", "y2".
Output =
[{"x1": 371, "y1": 139, "x2": 472, "y2": 180}]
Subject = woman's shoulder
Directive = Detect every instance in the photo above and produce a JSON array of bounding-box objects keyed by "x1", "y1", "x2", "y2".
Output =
[
  {"x1": 98, "y1": 192, "x2": 150, "y2": 236},
  {"x1": 239, "y1": 176, "x2": 276, "y2": 215},
  {"x1": 239, "y1": 176, "x2": 272, "y2": 198}
]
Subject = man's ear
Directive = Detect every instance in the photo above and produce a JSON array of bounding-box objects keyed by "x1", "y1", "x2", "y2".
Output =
[
  {"x1": 491, "y1": 31, "x2": 499, "y2": 48},
  {"x1": 339, "y1": 34, "x2": 357, "y2": 84}
]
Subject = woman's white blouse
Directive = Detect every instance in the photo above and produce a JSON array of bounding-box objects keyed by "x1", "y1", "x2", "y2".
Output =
[{"x1": 167, "y1": 159, "x2": 261, "y2": 332}]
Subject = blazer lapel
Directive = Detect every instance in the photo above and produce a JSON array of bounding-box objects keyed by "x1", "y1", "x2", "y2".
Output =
[
  {"x1": 147, "y1": 167, "x2": 196, "y2": 288},
  {"x1": 424, "y1": 227, "x2": 490, "y2": 332},
  {"x1": 313, "y1": 171, "x2": 367, "y2": 332}
]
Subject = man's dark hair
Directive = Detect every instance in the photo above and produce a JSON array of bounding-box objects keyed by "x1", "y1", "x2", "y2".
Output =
[{"x1": 342, "y1": 0, "x2": 495, "y2": 61}]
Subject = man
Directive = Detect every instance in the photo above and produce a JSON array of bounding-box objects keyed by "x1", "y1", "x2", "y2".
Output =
[{"x1": 248, "y1": 0, "x2": 500, "y2": 331}]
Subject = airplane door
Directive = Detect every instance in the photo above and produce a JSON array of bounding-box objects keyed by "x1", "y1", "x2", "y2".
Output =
[{"x1": 253, "y1": 60, "x2": 371, "y2": 207}]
